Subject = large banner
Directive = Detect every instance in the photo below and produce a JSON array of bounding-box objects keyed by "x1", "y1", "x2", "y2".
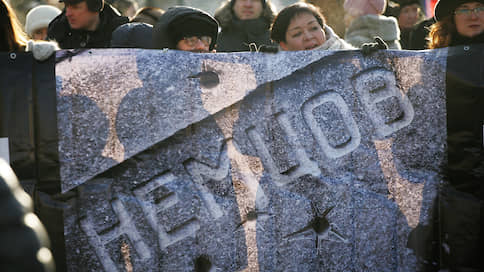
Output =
[{"x1": 1, "y1": 46, "x2": 482, "y2": 271}]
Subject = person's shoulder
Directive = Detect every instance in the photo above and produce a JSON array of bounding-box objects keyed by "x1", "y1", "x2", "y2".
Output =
[
  {"x1": 102, "y1": 4, "x2": 129, "y2": 25},
  {"x1": 47, "y1": 11, "x2": 68, "y2": 40}
]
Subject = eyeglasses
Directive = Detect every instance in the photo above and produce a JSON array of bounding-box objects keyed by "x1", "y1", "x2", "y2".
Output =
[
  {"x1": 454, "y1": 6, "x2": 484, "y2": 17},
  {"x1": 182, "y1": 36, "x2": 212, "y2": 47}
]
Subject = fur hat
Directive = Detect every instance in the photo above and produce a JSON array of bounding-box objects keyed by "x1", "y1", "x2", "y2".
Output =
[
  {"x1": 170, "y1": 15, "x2": 218, "y2": 45},
  {"x1": 344, "y1": 0, "x2": 387, "y2": 18},
  {"x1": 434, "y1": 0, "x2": 484, "y2": 21},
  {"x1": 25, "y1": 5, "x2": 61, "y2": 37}
]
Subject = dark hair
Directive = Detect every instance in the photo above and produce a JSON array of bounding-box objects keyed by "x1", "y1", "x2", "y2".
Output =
[
  {"x1": 62, "y1": 0, "x2": 104, "y2": 12},
  {"x1": 270, "y1": 2, "x2": 325, "y2": 43},
  {"x1": 0, "y1": 0, "x2": 27, "y2": 51},
  {"x1": 427, "y1": 15, "x2": 455, "y2": 49}
]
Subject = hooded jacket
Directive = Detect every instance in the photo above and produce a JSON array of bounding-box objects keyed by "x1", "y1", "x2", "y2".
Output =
[
  {"x1": 214, "y1": 0, "x2": 276, "y2": 52},
  {"x1": 344, "y1": 14, "x2": 401, "y2": 49},
  {"x1": 47, "y1": 4, "x2": 128, "y2": 49},
  {"x1": 152, "y1": 6, "x2": 218, "y2": 50}
]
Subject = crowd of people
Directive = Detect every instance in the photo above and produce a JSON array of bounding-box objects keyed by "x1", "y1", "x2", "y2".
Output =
[
  {"x1": 1, "y1": 0, "x2": 483, "y2": 271},
  {"x1": 2, "y1": 0, "x2": 483, "y2": 56}
]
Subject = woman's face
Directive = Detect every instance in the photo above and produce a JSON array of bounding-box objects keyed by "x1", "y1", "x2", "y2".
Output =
[
  {"x1": 398, "y1": 4, "x2": 420, "y2": 29},
  {"x1": 280, "y1": 12, "x2": 326, "y2": 51},
  {"x1": 454, "y1": 1, "x2": 484, "y2": 38}
]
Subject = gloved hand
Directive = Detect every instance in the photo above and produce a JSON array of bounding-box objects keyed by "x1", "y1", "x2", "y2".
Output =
[
  {"x1": 26, "y1": 40, "x2": 59, "y2": 61},
  {"x1": 361, "y1": 37, "x2": 388, "y2": 56}
]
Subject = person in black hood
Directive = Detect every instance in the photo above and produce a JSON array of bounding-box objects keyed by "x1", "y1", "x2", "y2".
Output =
[
  {"x1": 47, "y1": 0, "x2": 128, "y2": 49},
  {"x1": 214, "y1": 0, "x2": 276, "y2": 52},
  {"x1": 152, "y1": 6, "x2": 218, "y2": 53},
  {"x1": 428, "y1": 0, "x2": 484, "y2": 48},
  {"x1": 392, "y1": 0, "x2": 426, "y2": 49}
]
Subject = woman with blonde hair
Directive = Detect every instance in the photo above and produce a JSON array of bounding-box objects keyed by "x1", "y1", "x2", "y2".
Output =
[{"x1": 1, "y1": 0, "x2": 57, "y2": 60}]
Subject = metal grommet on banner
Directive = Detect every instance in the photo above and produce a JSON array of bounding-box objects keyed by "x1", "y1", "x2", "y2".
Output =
[
  {"x1": 463, "y1": 45, "x2": 470, "y2": 51},
  {"x1": 9, "y1": 53, "x2": 16, "y2": 60}
]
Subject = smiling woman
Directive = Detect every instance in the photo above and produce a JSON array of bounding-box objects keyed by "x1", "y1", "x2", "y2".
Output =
[
  {"x1": 428, "y1": 0, "x2": 484, "y2": 48},
  {"x1": 270, "y1": 2, "x2": 353, "y2": 51}
]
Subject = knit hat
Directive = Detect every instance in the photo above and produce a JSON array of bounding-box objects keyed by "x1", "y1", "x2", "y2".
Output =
[
  {"x1": 25, "y1": 5, "x2": 61, "y2": 37},
  {"x1": 171, "y1": 15, "x2": 218, "y2": 46},
  {"x1": 434, "y1": 0, "x2": 484, "y2": 21},
  {"x1": 344, "y1": 0, "x2": 387, "y2": 18}
]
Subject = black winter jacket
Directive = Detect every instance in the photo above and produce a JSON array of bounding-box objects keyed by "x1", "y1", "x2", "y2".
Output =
[
  {"x1": 445, "y1": 40, "x2": 484, "y2": 198},
  {"x1": 47, "y1": 4, "x2": 128, "y2": 49}
]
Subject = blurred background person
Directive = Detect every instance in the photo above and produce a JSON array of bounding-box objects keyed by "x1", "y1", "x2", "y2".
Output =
[
  {"x1": 305, "y1": 0, "x2": 347, "y2": 38},
  {"x1": 271, "y1": 2, "x2": 353, "y2": 51},
  {"x1": 408, "y1": 15, "x2": 435, "y2": 49},
  {"x1": 343, "y1": 0, "x2": 402, "y2": 49},
  {"x1": 395, "y1": 0, "x2": 424, "y2": 30},
  {"x1": 25, "y1": 5, "x2": 61, "y2": 40},
  {"x1": 214, "y1": 0, "x2": 276, "y2": 52},
  {"x1": 392, "y1": 0, "x2": 426, "y2": 48}
]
